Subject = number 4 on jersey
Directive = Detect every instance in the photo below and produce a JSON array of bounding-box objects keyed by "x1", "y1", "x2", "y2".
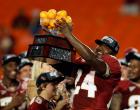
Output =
[{"x1": 74, "y1": 70, "x2": 97, "y2": 98}]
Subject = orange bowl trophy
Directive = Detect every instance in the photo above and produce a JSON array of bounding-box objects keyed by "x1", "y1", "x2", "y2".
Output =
[
  {"x1": 27, "y1": 9, "x2": 75, "y2": 63},
  {"x1": 26, "y1": 9, "x2": 75, "y2": 102}
]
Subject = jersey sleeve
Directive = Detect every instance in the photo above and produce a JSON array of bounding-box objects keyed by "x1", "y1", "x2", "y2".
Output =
[
  {"x1": 101, "y1": 55, "x2": 121, "y2": 78},
  {"x1": 113, "y1": 80, "x2": 130, "y2": 94},
  {"x1": 28, "y1": 102, "x2": 45, "y2": 110}
]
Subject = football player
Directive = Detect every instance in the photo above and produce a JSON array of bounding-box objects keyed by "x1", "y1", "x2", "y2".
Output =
[
  {"x1": 55, "y1": 19, "x2": 121, "y2": 110},
  {"x1": 0, "y1": 54, "x2": 26, "y2": 110},
  {"x1": 110, "y1": 52, "x2": 140, "y2": 110},
  {"x1": 28, "y1": 71, "x2": 69, "y2": 110},
  {"x1": 17, "y1": 58, "x2": 33, "y2": 82}
]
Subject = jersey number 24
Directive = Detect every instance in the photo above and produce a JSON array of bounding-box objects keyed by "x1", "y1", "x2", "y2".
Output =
[{"x1": 74, "y1": 70, "x2": 97, "y2": 98}]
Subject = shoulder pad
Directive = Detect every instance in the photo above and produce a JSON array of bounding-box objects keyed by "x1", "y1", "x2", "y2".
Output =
[{"x1": 35, "y1": 96, "x2": 43, "y2": 104}]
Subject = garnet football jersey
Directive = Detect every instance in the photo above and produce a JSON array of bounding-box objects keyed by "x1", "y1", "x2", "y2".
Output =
[
  {"x1": 28, "y1": 96, "x2": 56, "y2": 110},
  {"x1": 114, "y1": 80, "x2": 140, "y2": 110},
  {"x1": 0, "y1": 80, "x2": 25, "y2": 97},
  {"x1": 0, "y1": 80, "x2": 26, "y2": 109},
  {"x1": 72, "y1": 55, "x2": 121, "y2": 110}
]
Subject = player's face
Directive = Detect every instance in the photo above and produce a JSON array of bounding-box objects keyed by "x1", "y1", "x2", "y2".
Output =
[
  {"x1": 4, "y1": 61, "x2": 17, "y2": 79},
  {"x1": 94, "y1": 44, "x2": 112, "y2": 57},
  {"x1": 19, "y1": 65, "x2": 32, "y2": 80},
  {"x1": 128, "y1": 59, "x2": 140, "y2": 80},
  {"x1": 121, "y1": 65, "x2": 130, "y2": 80},
  {"x1": 44, "y1": 83, "x2": 57, "y2": 99}
]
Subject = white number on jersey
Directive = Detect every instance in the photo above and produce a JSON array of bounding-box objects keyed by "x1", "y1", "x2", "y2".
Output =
[
  {"x1": 126, "y1": 95, "x2": 140, "y2": 110},
  {"x1": 74, "y1": 70, "x2": 97, "y2": 98}
]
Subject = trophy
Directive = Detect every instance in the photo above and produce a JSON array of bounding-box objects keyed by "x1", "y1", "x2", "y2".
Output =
[
  {"x1": 27, "y1": 9, "x2": 76, "y2": 63},
  {"x1": 26, "y1": 10, "x2": 76, "y2": 99}
]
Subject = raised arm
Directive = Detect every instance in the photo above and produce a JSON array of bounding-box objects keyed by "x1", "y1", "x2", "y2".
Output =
[{"x1": 55, "y1": 20, "x2": 106, "y2": 74}]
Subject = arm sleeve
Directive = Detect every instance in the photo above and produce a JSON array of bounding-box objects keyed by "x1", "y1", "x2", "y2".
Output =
[
  {"x1": 101, "y1": 55, "x2": 121, "y2": 78},
  {"x1": 28, "y1": 103, "x2": 46, "y2": 110},
  {"x1": 113, "y1": 80, "x2": 130, "y2": 94}
]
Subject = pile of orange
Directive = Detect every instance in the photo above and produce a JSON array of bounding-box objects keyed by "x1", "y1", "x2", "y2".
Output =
[{"x1": 40, "y1": 9, "x2": 72, "y2": 29}]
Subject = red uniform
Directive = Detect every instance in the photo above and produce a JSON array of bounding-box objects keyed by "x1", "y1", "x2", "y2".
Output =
[
  {"x1": 28, "y1": 96, "x2": 56, "y2": 110},
  {"x1": 114, "y1": 80, "x2": 140, "y2": 110},
  {"x1": 72, "y1": 55, "x2": 121, "y2": 110},
  {"x1": 0, "y1": 80, "x2": 26, "y2": 109}
]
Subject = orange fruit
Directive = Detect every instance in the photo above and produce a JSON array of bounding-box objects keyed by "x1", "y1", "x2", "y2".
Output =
[
  {"x1": 56, "y1": 15, "x2": 62, "y2": 20},
  {"x1": 47, "y1": 9, "x2": 57, "y2": 19},
  {"x1": 66, "y1": 16, "x2": 72, "y2": 23},
  {"x1": 57, "y1": 10, "x2": 67, "y2": 18},
  {"x1": 40, "y1": 11, "x2": 48, "y2": 18},
  {"x1": 44, "y1": 18, "x2": 50, "y2": 26},
  {"x1": 49, "y1": 19, "x2": 56, "y2": 28},
  {"x1": 48, "y1": 9, "x2": 57, "y2": 13},
  {"x1": 40, "y1": 18, "x2": 49, "y2": 26}
]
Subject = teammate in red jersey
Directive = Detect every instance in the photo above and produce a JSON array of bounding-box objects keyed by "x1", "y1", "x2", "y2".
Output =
[
  {"x1": 55, "y1": 19, "x2": 121, "y2": 110},
  {"x1": 0, "y1": 54, "x2": 26, "y2": 110},
  {"x1": 28, "y1": 71, "x2": 69, "y2": 110},
  {"x1": 110, "y1": 52, "x2": 140, "y2": 110},
  {"x1": 17, "y1": 58, "x2": 33, "y2": 92}
]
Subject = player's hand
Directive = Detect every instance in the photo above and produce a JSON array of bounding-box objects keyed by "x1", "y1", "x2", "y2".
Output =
[
  {"x1": 55, "y1": 99, "x2": 69, "y2": 110},
  {"x1": 62, "y1": 77, "x2": 75, "y2": 85},
  {"x1": 55, "y1": 18, "x2": 72, "y2": 36},
  {"x1": 10, "y1": 93, "x2": 25, "y2": 107},
  {"x1": 57, "y1": 82, "x2": 70, "y2": 98}
]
